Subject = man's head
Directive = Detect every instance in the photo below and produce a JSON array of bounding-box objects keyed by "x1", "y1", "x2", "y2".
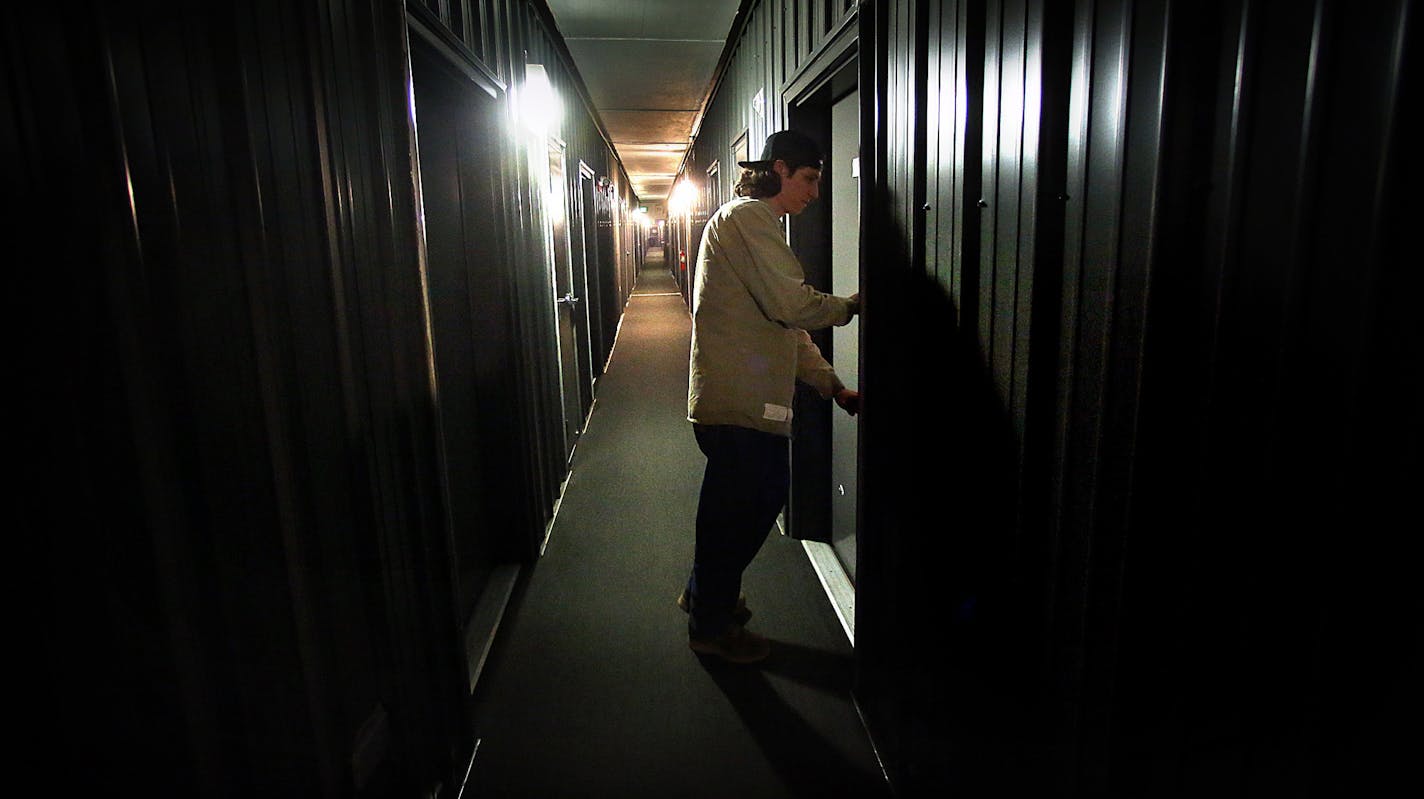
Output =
[{"x1": 734, "y1": 130, "x2": 823, "y2": 216}]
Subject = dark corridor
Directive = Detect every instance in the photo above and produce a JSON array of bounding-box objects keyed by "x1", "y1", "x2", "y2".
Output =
[{"x1": 13, "y1": 1, "x2": 1420, "y2": 797}]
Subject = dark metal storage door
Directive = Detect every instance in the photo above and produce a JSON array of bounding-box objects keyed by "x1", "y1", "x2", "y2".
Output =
[
  {"x1": 580, "y1": 174, "x2": 606, "y2": 380},
  {"x1": 572, "y1": 165, "x2": 597, "y2": 418},
  {"x1": 410, "y1": 40, "x2": 521, "y2": 689}
]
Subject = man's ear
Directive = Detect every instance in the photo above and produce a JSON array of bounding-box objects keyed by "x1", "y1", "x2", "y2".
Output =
[{"x1": 772, "y1": 160, "x2": 790, "y2": 178}]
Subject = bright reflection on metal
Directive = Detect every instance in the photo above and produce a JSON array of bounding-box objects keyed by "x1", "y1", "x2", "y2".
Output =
[
  {"x1": 546, "y1": 185, "x2": 564, "y2": 224},
  {"x1": 522, "y1": 64, "x2": 561, "y2": 136}
]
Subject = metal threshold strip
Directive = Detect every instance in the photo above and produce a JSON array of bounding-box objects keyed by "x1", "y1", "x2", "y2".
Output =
[
  {"x1": 777, "y1": 513, "x2": 856, "y2": 645},
  {"x1": 801, "y1": 540, "x2": 855, "y2": 646}
]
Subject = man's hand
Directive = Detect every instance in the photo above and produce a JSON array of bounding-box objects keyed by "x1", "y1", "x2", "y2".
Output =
[
  {"x1": 847, "y1": 293, "x2": 861, "y2": 316},
  {"x1": 834, "y1": 387, "x2": 861, "y2": 416}
]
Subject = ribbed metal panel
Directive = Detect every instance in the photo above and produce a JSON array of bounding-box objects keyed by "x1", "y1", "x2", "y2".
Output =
[
  {"x1": 682, "y1": 0, "x2": 1421, "y2": 794},
  {"x1": 1041, "y1": 0, "x2": 1418, "y2": 793},
  {"x1": 13, "y1": 0, "x2": 643, "y2": 793}
]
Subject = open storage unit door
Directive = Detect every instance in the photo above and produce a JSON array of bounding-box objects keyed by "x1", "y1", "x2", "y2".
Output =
[
  {"x1": 829, "y1": 88, "x2": 861, "y2": 582},
  {"x1": 785, "y1": 36, "x2": 863, "y2": 645}
]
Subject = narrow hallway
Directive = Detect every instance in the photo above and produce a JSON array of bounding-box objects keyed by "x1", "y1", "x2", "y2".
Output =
[{"x1": 463, "y1": 251, "x2": 891, "y2": 797}]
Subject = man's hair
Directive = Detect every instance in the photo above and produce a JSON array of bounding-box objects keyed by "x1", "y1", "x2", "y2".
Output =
[
  {"x1": 734, "y1": 153, "x2": 822, "y2": 199},
  {"x1": 735, "y1": 167, "x2": 781, "y2": 198}
]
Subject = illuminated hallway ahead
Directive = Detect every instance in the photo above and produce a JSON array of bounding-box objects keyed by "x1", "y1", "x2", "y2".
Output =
[{"x1": 462, "y1": 251, "x2": 891, "y2": 797}]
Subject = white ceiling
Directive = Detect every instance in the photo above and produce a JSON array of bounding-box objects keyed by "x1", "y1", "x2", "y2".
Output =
[{"x1": 544, "y1": 0, "x2": 743, "y2": 205}]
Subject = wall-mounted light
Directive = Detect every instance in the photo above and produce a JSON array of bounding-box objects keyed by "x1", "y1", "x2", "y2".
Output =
[
  {"x1": 521, "y1": 63, "x2": 561, "y2": 136},
  {"x1": 668, "y1": 180, "x2": 698, "y2": 217}
]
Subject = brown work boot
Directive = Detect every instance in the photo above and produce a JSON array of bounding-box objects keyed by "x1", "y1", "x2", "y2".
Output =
[
  {"x1": 689, "y1": 625, "x2": 771, "y2": 664},
  {"x1": 677, "y1": 590, "x2": 752, "y2": 625}
]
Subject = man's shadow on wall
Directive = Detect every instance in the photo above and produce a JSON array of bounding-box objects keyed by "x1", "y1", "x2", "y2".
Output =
[
  {"x1": 862, "y1": 255, "x2": 1048, "y2": 794},
  {"x1": 695, "y1": 261, "x2": 1043, "y2": 796}
]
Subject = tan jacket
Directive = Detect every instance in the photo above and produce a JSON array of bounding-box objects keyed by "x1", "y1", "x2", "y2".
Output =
[{"x1": 687, "y1": 197, "x2": 855, "y2": 437}]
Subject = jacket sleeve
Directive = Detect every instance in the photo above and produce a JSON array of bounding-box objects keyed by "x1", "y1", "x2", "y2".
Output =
[
  {"x1": 794, "y1": 329, "x2": 845, "y2": 399},
  {"x1": 724, "y1": 203, "x2": 854, "y2": 331}
]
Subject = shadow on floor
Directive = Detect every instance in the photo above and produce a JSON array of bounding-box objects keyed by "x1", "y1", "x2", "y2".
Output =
[{"x1": 699, "y1": 648, "x2": 893, "y2": 798}]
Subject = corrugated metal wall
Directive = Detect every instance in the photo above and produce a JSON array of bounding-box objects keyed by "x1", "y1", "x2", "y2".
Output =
[
  {"x1": 668, "y1": 0, "x2": 858, "y2": 302},
  {"x1": 1056, "y1": 3, "x2": 1420, "y2": 796},
  {"x1": 12, "y1": 0, "x2": 640, "y2": 794},
  {"x1": 678, "y1": 0, "x2": 1420, "y2": 795}
]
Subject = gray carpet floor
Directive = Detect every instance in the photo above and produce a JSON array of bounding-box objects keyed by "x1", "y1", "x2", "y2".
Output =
[{"x1": 463, "y1": 253, "x2": 893, "y2": 798}]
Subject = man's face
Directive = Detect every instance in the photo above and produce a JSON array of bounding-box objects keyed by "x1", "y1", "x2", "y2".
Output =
[{"x1": 772, "y1": 161, "x2": 822, "y2": 216}]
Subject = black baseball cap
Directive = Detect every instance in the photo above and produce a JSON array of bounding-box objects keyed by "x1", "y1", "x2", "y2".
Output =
[{"x1": 737, "y1": 129, "x2": 823, "y2": 171}]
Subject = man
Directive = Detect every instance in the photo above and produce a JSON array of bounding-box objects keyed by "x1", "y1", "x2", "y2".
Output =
[{"x1": 681, "y1": 129, "x2": 861, "y2": 664}]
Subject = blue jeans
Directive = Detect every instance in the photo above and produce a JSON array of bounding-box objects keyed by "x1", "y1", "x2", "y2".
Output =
[{"x1": 686, "y1": 424, "x2": 790, "y2": 637}]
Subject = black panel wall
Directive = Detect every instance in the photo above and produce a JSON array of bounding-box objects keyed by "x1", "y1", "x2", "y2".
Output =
[
  {"x1": 12, "y1": 0, "x2": 640, "y2": 795},
  {"x1": 678, "y1": 0, "x2": 1421, "y2": 795},
  {"x1": 1060, "y1": 3, "x2": 1421, "y2": 795}
]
